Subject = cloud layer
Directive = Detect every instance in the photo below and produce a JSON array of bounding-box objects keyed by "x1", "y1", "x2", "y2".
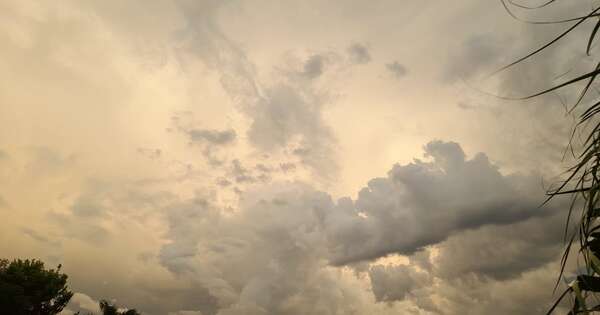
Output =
[{"x1": 0, "y1": 1, "x2": 585, "y2": 314}]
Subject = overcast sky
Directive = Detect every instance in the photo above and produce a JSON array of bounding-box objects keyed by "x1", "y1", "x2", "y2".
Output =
[{"x1": 1, "y1": 1, "x2": 597, "y2": 314}]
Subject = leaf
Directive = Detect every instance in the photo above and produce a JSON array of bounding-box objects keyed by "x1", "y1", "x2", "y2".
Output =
[
  {"x1": 578, "y1": 275, "x2": 600, "y2": 293},
  {"x1": 587, "y1": 18, "x2": 600, "y2": 55}
]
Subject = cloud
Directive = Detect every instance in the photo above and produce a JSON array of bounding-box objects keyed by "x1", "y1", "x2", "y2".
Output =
[
  {"x1": 303, "y1": 54, "x2": 326, "y2": 79},
  {"x1": 169, "y1": 113, "x2": 238, "y2": 166},
  {"x1": 369, "y1": 264, "x2": 432, "y2": 302},
  {"x1": 157, "y1": 187, "x2": 387, "y2": 315},
  {"x1": 137, "y1": 148, "x2": 162, "y2": 161},
  {"x1": 188, "y1": 129, "x2": 237, "y2": 146},
  {"x1": 386, "y1": 61, "x2": 408, "y2": 78},
  {"x1": 25, "y1": 147, "x2": 77, "y2": 177},
  {"x1": 0, "y1": 1, "x2": 583, "y2": 314},
  {"x1": 327, "y1": 140, "x2": 549, "y2": 265},
  {"x1": 153, "y1": 140, "x2": 559, "y2": 314},
  {"x1": 364, "y1": 210, "x2": 569, "y2": 313},
  {"x1": 280, "y1": 162, "x2": 296, "y2": 173},
  {"x1": 444, "y1": 33, "x2": 509, "y2": 82},
  {"x1": 216, "y1": 177, "x2": 232, "y2": 187},
  {"x1": 229, "y1": 159, "x2": 257, "y2": 183},
  {"x1": 64, "y1": 292, "x2": 102, "y2": 314},
  {"x1": 427, "y1": 262, "x2": 568, "y2": 315},
  {"x1": 71, "y1": 196, "x2": 106, "y2": 218},
  {"x1": 246, "y1": 83, "x2": 337, "y2": 176},
  {"x1": 432, "y1": 210, "x2": 565, "y2": 280},
  {"x1": 169, "y1": 0, "x2": 340, "y2": 177},
  {"x1": 347, "y1": 43, "x2": 371, "y2": 64},
  {"x1": 21, "y1": 227, "x2": 60, "y2": 247}
]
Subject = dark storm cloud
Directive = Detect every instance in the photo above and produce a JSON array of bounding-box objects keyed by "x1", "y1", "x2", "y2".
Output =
[
  {"x1": 433, "y1": 209, "x2": 565, "y2": 280},
  {"x1": 327, "y1": 140, "x2": 548, "y2": 265},
  {"x1": 347, "y1": 43, "x2": 371, "y2": 64},
  {"x1": 386, "y1": 61, "x2": 408, "y2": 78},
  {"x1": 365, "y1": 208, "x2": 568, "y2": 309},
  {"x1": 422, "y1": 262, "x2": 566, "y2": 315}
]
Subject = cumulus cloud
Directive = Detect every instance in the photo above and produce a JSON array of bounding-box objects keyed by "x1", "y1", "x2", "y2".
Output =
[
  {"x1": 158, "y1": 186, "x2": 370, "y2": 314},
  {"x1": 369, "y1": 265, "x2": 432, "y2": 302},
  {"x1": 433, "y1": 210, "x2": 565, "y2": 280},
  {"x1": 152, "y1": 140, "x2": 560, "y2": 314},
  {"x1": 364, "y1": 211, "x2": 570, "y2": 314},
  {"x1": 327, "y1": 140, "x2": 548, "y2": 265},
  {"x1": 430, "y1": 262, "x2": 568, "y2": 315},
  {"x1": 63, "y1": 292, "x2": 102, "y2": 314}
]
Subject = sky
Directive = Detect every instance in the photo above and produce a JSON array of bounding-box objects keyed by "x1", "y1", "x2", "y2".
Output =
[{"x1": 0, "y1": 1, "x2": 597, "y2": 314}]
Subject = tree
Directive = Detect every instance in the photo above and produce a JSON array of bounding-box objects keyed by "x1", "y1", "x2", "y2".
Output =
[
  {"x1": 497, "y1": 1, "x2": 600, "y2": 313},
  {"x1": 72, "y1": 299, "x2": 142, "y2": 315},
  {"x1": 98, "y1": 300, "x2": 140, "y2": 315},
  {"x1": 0, "y1": 258, "x2": 73, "y2": 315}
]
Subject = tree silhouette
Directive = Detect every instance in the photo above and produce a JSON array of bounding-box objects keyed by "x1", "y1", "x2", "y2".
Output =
[
  {"x1": 0, "y1": 258, "x2": 73, "y2": 315},
  {"x1": 98, "y1": 300, "x2": 140, "y2": 315},
  {"x1": 73, "y1": 300, "x2": 141, "y2": 315}
]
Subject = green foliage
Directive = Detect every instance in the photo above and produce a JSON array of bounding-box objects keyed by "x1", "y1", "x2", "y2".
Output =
[{"x1": 0, "y1": 258, "x2": 73, "y2": 315}]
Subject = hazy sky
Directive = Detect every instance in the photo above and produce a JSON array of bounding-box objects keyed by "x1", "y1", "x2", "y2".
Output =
[{"x1": 1, "y1": 1, "x2": 595, "y2": 314}]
